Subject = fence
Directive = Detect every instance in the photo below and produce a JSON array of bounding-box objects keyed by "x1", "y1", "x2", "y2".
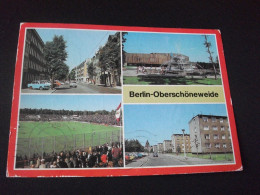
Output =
[{"x1": 16, "y1": 130, "x2": 122, "y2": 158}]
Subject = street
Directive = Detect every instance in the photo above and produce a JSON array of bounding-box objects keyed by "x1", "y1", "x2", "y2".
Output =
[
  {"x1": 21, "y1": 83, "x2": 121, "y2": 94},
  {"x1": 126, "y1": 153, "x2": 234, "y2": 167}
]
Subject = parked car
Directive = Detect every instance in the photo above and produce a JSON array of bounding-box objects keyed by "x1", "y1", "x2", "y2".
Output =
[
  {"x1": 54, "y1": 80, "x2": 62, "y2": 87},
  {"x1": 153, "y1": 152, "x2": 158, "y2": 157},
  {"x1": 137, "y1": 153, "x2": 143, "y2": 158},
  {"x1": 27, "y1": 80, "x2": 50, "y2": 90},
  {"x1": 70, "y1": 81, "x2": 77, "y2": 88}
]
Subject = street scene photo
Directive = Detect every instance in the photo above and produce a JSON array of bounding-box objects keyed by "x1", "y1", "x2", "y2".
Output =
[
  {"x1": 122, "y1": 32, "x2": 222, "y2": 85},
  {"x1": 124, "y1": 104, "x2": 234, "y2": 167},
  {"x1": 16, "y1": 95, "x2": 123, "y2": 169},
  {"x1": 21, "y1": 29, "x2": 122, "y2": 94}
]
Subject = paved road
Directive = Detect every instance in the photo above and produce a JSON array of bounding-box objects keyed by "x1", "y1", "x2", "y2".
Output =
[
  {"x1": 126, "y1": 153, "x2": 233, "y2": 167},
  {"x1": 21, "y1": 83, "x2": 121, "y2": 94}
]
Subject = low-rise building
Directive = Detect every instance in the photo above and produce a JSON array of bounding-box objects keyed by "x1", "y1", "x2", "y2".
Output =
[
  {"x1": 189, "y1": 114, "x2": 232, "y2": 154},
  {"x1": 163, "y1": 140, "x2": 172, "y2": 152},
  {"x1": 171, "y1": 134, "x2": 191, "y2": 153}
]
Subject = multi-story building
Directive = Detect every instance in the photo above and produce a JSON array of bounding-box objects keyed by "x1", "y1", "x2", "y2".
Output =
[
  {"x1": 157, "y1": 143, "x2": 163, "y2": 153},
  {"x1": 189, "y1": 114, "x2": 232, "y2": 154},
  {"x1": 75, "y1": 59, "x2": 90, "y2": 82},
  {"x1": 163, "y1": 140, "x2": 172, "y2": 152},
  {"x1": 171, "y1": 134, "x2": 191, "y2": 153},
  {"x1": 153, "y1": 145, "x2": 158, "y2": 153},
  {"x1": 22, "y1": 29, "x2": 48, "y2": 88}
]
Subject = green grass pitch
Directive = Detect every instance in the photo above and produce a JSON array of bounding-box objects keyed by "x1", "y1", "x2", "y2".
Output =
[{"x1": 16, "y1": 121, "x2": 121, "y2": 157}]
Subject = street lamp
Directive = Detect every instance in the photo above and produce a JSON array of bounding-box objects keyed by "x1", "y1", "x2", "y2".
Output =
[{"x1": 182, "y1": 129, "x2": 186, "y2": 157}]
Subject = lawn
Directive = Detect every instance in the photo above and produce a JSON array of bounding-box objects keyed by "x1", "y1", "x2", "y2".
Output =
[
  {"x1": 177, "y1": 153, "x2": 234, "y2": 161},
  {"x1": 123, "y1": 76, "x2": 222, "y2": 85},
  {"x1": 16, "y1": 121, "x2": 120, "y2": 156}
]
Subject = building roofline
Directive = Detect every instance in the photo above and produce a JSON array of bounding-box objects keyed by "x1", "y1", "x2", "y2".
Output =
[
  {"x1": 172, "y1": 134, "x2": 190, "y2": 136},
  {"x1": 188, "y1": 114, "x2": 227, "y2": 124}
]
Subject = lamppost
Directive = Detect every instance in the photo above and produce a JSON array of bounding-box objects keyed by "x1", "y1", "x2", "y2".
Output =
[{"x1": 182, "y1": 129, "x2": 186, "y2": 157}]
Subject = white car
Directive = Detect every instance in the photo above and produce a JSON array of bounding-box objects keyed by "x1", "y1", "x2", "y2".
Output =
[{"x1": 70, "y1": 81, "x2": 77, "y2": 88}]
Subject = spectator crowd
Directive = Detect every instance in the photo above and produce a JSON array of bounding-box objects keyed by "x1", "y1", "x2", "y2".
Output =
[
  {"x1": 16, "y1": 142, "x2": 123, "y2": 169},
  {"x1": 20, "y1": 114, "x2": 119, "y2": 126}
]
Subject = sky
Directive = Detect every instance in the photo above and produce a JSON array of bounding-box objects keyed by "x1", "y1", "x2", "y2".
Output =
[
  {"x1": 124, "y1": 104, "x2": 228, "y2": 146},
  {"x1": 124, "y1": 32, "x2": 218, "y2": 63},
  {"x1": 35, "y1": 28, "x2": 117, "y2": 70},
  {"x1": 20, "y1": 95, "x2": 122, "y2": 111}
]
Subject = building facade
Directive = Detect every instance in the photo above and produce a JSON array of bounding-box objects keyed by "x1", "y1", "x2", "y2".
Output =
[
  {"x1": 153, "y1": 145, "x2": 158, "y2": 153},
  {"x1": 125, "y1": 53, "x2": 189, "y2": 67},
  {"x1": 22, "y1": 29, "x2": 48, "y2": 88},
  {"x1": 75, "y1": 59, "x2": 90, "y2": 82},
  {"x1": 171, "y1": 134, "x2": 191, "y2": 153},
  {"x1": 189, "y1": 114, "x2": 232, "y2": 154},
  {"x1": 163, "y1": 140, "x2": 172, "y2": 152},
  {"x1": 157, "y1": 143, "x2": 163, "y2": 153}
]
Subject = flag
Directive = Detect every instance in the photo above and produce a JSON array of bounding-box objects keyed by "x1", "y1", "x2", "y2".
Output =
[{"x1": 115, "y1": 103, "x2": 121, "y2": 122}]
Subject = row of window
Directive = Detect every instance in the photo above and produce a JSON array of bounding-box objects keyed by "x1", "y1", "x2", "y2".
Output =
[
  {"x1": 28, "y1": 34, "x2": 44, "y2": 53},
  {"x1": 202, "y1": 116, "x2": 226, "y2": 123},
  {"x1": 25, "y1": 73, "x2": 46, "y2": 82},
  {"x1": 203, "y1": 126, "x2": 229, "y2": 131},
  {"x1": 205, "y1": 143, "x2": 231, "y2": 149},
  {"x1": 27, "y1": 61, "x2": 46, "y2": 72},
  {"x1": 204, "y1": 134, "x2": 231, "y2": 140}
]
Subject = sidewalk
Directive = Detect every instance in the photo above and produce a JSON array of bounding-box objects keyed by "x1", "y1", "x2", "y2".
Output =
[{"x1": 21, "y1": 88, "x2": 56, "y2": 94}]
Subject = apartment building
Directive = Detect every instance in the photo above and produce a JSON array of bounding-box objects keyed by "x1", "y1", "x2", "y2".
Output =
[
  {"x1": 163, "y1": 140, "x2": 172, "y2": 152},
  {"x1": 75, "y1": 59, "x2": 90, "y2": 82},
  {"x1": 189, "y1": 114, "x2": 232, "y2": 154},
  {"x1": 171, "y1": 134, "x2": 191, "y2": 153},
  {"x1": 22, "y1": 29, "x2": 48, "y2": 88}
]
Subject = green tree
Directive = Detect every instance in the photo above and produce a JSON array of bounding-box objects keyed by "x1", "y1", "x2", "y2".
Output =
[
  {"x1": 87, "y1": 61, "x2": 96, "y2": 80},
  {"x1": 99, "y1": 32, "x2": 121, "y2": 87},
  {"x1": 44, "y1": 35, "x2": 68, "y2": 88},
  {"x1": 69, "y1": 68, "x2": 76, "y2": 81}
]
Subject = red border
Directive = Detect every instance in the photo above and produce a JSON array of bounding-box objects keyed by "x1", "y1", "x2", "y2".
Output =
[{"x1": 7, "y1": 23, "x2": 242, "y2": 177}]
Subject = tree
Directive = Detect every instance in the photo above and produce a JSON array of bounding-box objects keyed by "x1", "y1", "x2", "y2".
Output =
[
  {"x1": 203, "y1": 35, "x2": 217, "y2": 80},
  {"x1": 87, "y1": 61, "x2": 96, "y2": 81},
  {"x1": 191, "y1": 135, "x2": 200, "y2": 157},
  {"x1": 125, "y1": 139, "x2": 144, "y2": 152},
  {"x1": 55, "y1": 62, "x2": 69, "y2": 80},
  {"x1": 44, "y1": 35, "x2": 68, "y2": 88},
  {"x1": 122, "y1": 32, "x2": 128, "y2": 66},
  {"x1": 69, "y1": 68, "x2": 76, "y2": 81},
  {"x1": 99, "y1": 32, "x2": 121, "y2": 87}
]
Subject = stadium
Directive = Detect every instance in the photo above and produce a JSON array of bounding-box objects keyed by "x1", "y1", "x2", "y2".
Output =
[{"x1": 16, "y1": 107, "x2": 123, "y2": 168}]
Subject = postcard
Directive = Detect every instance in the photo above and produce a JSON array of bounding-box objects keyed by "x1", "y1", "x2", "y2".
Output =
[{"x1": 7, "y1": 23, "x2": 242, "y2": 177}]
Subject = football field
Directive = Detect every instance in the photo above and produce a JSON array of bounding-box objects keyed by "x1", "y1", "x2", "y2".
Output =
[{"x1": 16, "y1": 121, "x2": 121, "y2": 157}]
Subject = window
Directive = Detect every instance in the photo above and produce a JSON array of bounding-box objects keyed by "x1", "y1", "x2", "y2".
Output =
[
  {"x1": 220, "y1": 118, "x2": 224, "y2": 123},
  {"x1": 194, "y1": 127, "x2": 197, "y2": 133},
  {"x1": 204, "y1": 126, "x2": 209, "y2": 130},
  {"x1": 213, "y1": 126, "x2": 218, "y2": 131},
  {"x1": 223, "y1": 143, "x2": 227, "y2": 148},
  {"x1": 221, "y1": 126, "x2": 225, "y2": 131},
  {"x1": 205, "y1": 134, "x2": 210, "y2": 139},
  {"x1": 205, "y1": 143, "x2": 211, "y2": 148},
  {"x1": 215, "y1": 143, "x2": 220, "y2": 148},
  {"x1": 213, "y1": 134, "x2": 219, "y2": 140},
  {"x1": 222, "y1": 135, "x2": 226, "y2": 139},
  {"x1": 212, "y1": 117, "x2": 216, "y2": 122},
  {"x1": 203, "y1": 117, "x2": 208, "y2": 122},
  {"x1": 228, "y1": 135, "x2": 231, "y2": 139}
]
